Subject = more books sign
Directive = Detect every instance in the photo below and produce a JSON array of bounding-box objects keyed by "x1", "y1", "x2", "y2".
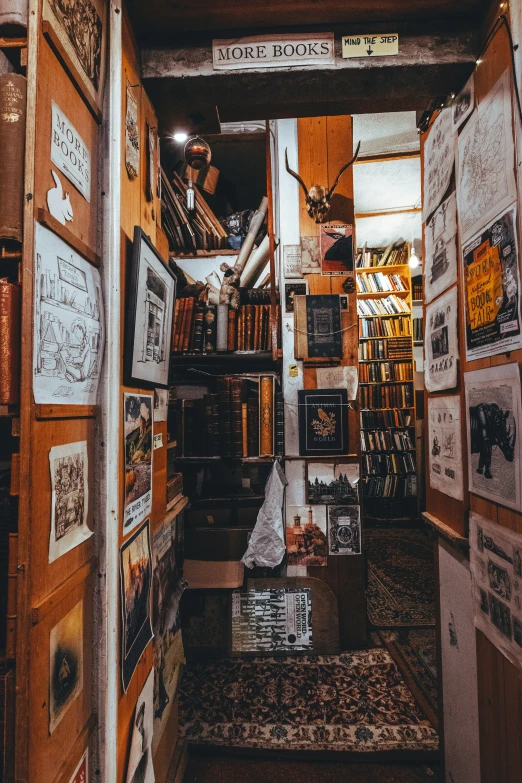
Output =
[{"x1": 213, "y1": 33, "x2": 334, "y2": 71}]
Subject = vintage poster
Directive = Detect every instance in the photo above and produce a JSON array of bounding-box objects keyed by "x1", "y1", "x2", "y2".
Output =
[
  {"x1": 153, "y1": 388, "x2": 168, "y2": 422},
  {"x1": 125, "y1": 669, "x2": 155, "y2": 783},
  {"x1": 423, "y1": 108, "x2": 454, "y2": 221},
  {"x1": 283, "y1": 244, "x2": 302, "y2": 278},
  {"x1": 427, "y1": 395, "x2": 464, "y2": 501},
  {"x1": 424, "y1": 191, "x2": 458, "y2": 304},
  {"x1": 298, "y1": 388, "x2": 349, "y2": 457},
  {"x1": 285, "y1": 505, "x2": 327, "y2": 566},
  {"x1": 425, "y1": 286, "x2": 459, "y2": 392},
  {"x1": 457, "y1": 70, "x2": 517, "y2": 243},
  {"x1": 470, "y1": 512, "x2": 522, "y2": 671},
  {"x1": 231, "y1": 588, "x2": 312, "y2": 652},
  {"x1": 462, "y1": 206, "x2": 521, "y2": 360},
  {"x1": 49, "y1": 599, "x2": 83, "y2": 733},
  {"x1": 51, "y1": 102, "x2": 91, "y2": 202},
  {"x1": 68, "y1": 747, "x2": 88, "y2": 783},
  {"x1": 125, "y1": 81, "x2": 140, "y2": 180},
  {"x1": 328, "y1": 505, "x2": 361, "y2": 555},
  {"x1": 316, "y1": 365, "x2": 358, "y2": 400},
  {"x1": 307, "y1": 463, "x2": 359, "y2": 505},
  {"x1": 465, "y1": 364, "x2": 522, "y2": 512},
  {"x1": 145, "y1": 121, "x2": 156, "y2": 203},
  {"x1": 452, "y1": 74, "x2": 475, "y2": 133},
  {"x1": 285, "y1": 281, "x2": 307, "y2": 313},
  {"x1": 120, "y1": 521, "x2": 153, "y2": 691},
  {"x1": 320, "y1": 224, "x2": 355, "y2": 275},
  {"x1": 300, "y1": 235, "x2": 321, "y2": 274},
  {"x1": 49, "y1": 440, "x2": 91, "y2": 563},
  {"x1": 152, "y1": 511, "x2": 186, "y2": 751},
  {"x1": 33, "y1": 223, "x2": 104, "y2": 405},
  {"x1": 124, "y1": 392, "x2": 153, "y2": 532}
]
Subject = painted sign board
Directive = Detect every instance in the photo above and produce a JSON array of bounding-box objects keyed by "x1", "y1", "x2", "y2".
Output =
[
  {"x1": 213, "y1": 32, "x2": 335, "y2": 71},
  {"x1": 51, "y1": 102, "x2": 91, "y2": 202},
  {"x1": 342, "y1": 34, "x2": 399, "y2": 58}
]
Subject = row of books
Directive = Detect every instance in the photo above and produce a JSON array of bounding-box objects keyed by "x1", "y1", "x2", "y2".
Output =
[
  {"x1": 173, "y1": 375, "x2": 283, "y2": 458},
  {"x1": 360, "y1": 428, "x2": 414, "y2": 453},
  {"x1": 161, "y1": 170, "x2": 228, "y2": 252},
  {"x1": 412, "y1": 281, "x2": 423, "y2": 300},
  {"x1": 360, "y1": 410, "x2": 413, "y2": 428},
  {"x1": 361, "y1": 451, "x2": 417, "y2": 476},
  {"x1": 359, "y1": 361, "x2": 413, "y2": 383},
  {"x1": 359, "y1": 383, "x2": 414, "y2": 410},
  {"x1": 413, "y1": 317, "x2": 424, "y2": 342},
  {"x1": 359, "y1": 316, "x2": 412, "y2": 338},
  {"x1": 359, "y1": 337, "x2": 412, "y2": 360},
  {"x1": 356, "y1": 242, "x2": 409, "y2": 268},
  {"x1": 357, "y1": 295, "x2": 411, "y2": 317},
  {"x1": 361, "y1": 474, "x2": 417, "y2": 498},
  {"x1": 356, "y1": 272, "x2": 408, "y2": 294}
]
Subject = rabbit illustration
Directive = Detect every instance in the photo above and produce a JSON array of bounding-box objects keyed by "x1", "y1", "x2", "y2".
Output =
[{"x1": 47, "y1": 170, "x2": 74, "y2": 226}]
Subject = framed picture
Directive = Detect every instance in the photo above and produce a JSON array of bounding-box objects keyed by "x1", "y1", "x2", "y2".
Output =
[
  {"x1": 120, "y1": 521, "x2": 153, "y2": 691},
  {"x1": 285, "y1": 280, "x2": 307, "y2": 313},
  {"x1": 307, "y1": 462, "x2": 359, "y2": 505},
  {"x1": 298, "y1": 388, "x2": 349, "y2": 457},
  {"x1": 328, "y1": 505, "x2": 361, "y2": 555},
  {"x1": 125, "y1": 227, "x2": 177, "y2": 388},
  {"x1": 285, "y1": 506, "x2": 327, "y2": 567},
  {"x1": 320, "y1": 223, "x2": 355, "y2": 275}
]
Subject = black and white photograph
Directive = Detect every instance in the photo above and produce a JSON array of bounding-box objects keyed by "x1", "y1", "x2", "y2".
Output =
[
  {"x1": 422, "y1": 108, "x2": 454, "y2": 221},
  {"x1": 125, "y1": 669, "x2": 155, "y2": 783},
  {"x1": 307, "y1": 462, "x2": 359, "y2": 505},
  {"x1": 465, "y1": 364, "x2": 522, "y2": 512},
  {"x1": 428, "y1": 395, "x2": 464, "y2": 501},
  {"x1": 49, "y1": 599, "x2": 83, "y2": 733},
  {"x1": 425, "y1": 286, "x2": 458, "y2": 391},
  {"x1": 125, "y1": 227, "x2": 176, "y2": 388},
  {"x1": 328, "y1": 505, "x2": 361, "y2": 555},
  {"x1": 424, "y1": 191, "x2": 458, "y2": 304},
  {"x1": 49, "y1": 440, "x2": 91, "y2": 563},
  {"x1": 120, "y1": 521, "x2": 153, "y2": 691},
  {"x1": 300, "y1": 235, "x2": 321, "y2": 274},
  {"x1": 285, "y1": 281, "x2": 307, "y2": 313},
  {"x1": 452, "y1": 73, "x2": 475, "y2": 133},
  {"x1": 283, "y1": 244, "x2": 302, "y2": 278},
  {"x1": 124, "y1": 392, "x2": 153, "y2": 532}
]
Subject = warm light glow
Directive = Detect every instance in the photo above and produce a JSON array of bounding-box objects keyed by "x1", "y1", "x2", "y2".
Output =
[
  {"x1": 409, "y1": 249, "x2": 420, "y2": 270},
  {"x1": 476, "y1": 59, "x2": 483, "y2": 65},
  {"x1": 173, "y1": 132, "x2": 189, "y2": 142}
]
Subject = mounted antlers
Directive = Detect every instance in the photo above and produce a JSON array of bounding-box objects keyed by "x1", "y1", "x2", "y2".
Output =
[{"x1": 285, "y1": 141, "x2": 361, "y2": 223}]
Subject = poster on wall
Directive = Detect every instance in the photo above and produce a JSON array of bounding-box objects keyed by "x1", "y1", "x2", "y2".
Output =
[
  {"x1": 424, "y1": 191, "x2": 458, "y2": 304},
  {"x1": 49, "y1": 440, "x2": 91, "y2": 562},
  {"x1": 125, "y1": 81, "x2": 139, "y2": 180},
  {"x1": 423, "y1": 108, "x2": 454, "y2": 221},
  {"x1": 68, "y1": 747, "x2": 88, "y2": 783},
  {"x1": 320, "y1": 224, "x2": 355, "y2": 275},
  {"x1": 283, "y1": 244, "x2": 302, "y2": 278},
  {"x1": 49, "y1": 599, "x2": 83, "y2": 733},
  {"x1": 307, "y1": 462, "x2": 359, "y2": 505},
  {"x1": 427, "y1": 395, "x2": 464, "y2": 501},
  {"x1": 124, "y1": 392, "x2": 153, "y2": 532},
  {"x1": 452, "y1": 73, "x2": 475, "y2": 133},
  {"x1": 153, "y1": 388, "x2": 168, "y2": 422},
  {"x1": 465, "y1": 364, "x2": 522, "y2": 512},
  {"x1": 300, "y1": 236, "x2": 321, "y2": 274},
  {"x1": 425, "y1": 286, "x2": 459, "y2": 392},
  {"x1": 120, "y1": 521, "x2": 153, "y2": 691},
  {"x1": 470, "y1": 512, "x2": 522, "y2": 671},
  {"x1": 298, "y1": 388, "x2": 349, "y2": 456},
  {"x1": 231, "y1": 588, "x2": 312, "y2": 653},
  {"x1": 462, "y1": 206, "x2": 521, "y2": 361},
  {"x1": 51, "y1": 102, "x2": 91, "y2": 202},
  {"x1": 125, "y1": 669, "x2": 155, "y2": 783},
  {"x1": 33, "y1": 223, "x2": 104, "y2": 405},
  {"x1": 457, "y1": 70, "x2": 516, "y2": 244},
  {"x1": 328, "y1": 505, "x2": 361, "y2": 555},
  {"x1": 316, "y1": 365, "x2": 358, "y2": 400},
  {"x1": 285, "y1": 280, "x2": 307, "y2": 313},
  {"x1": 285, "y1": 505, "x2": 327, "y2": 567},
  {"x1": 42, "y1": 0, "x2": 106, "y2": 116}
]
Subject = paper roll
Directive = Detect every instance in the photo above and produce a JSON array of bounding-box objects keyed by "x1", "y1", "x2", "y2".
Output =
[{"x1": 216, "y1": 304, "x2": 229, "y2": 351}]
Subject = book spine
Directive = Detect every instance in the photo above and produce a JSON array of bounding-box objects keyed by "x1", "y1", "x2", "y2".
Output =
[
  {"x1": 216, "y1": 304, "x2": 229, "y2": 351},
  {"x1": 245, "y1": 305, "x2": 254, "y2": 351},
  {"x1": 6, "y1": 532, "x2": 17, "y2": 659},
  {"x1": 0, "y1": 280, "x2": 20, "y2": 404},
  {"x1": 247, "y1": 398, "x2": 259, "y2": 457},
  {"x1": 238, "y1": 308, "x2": 244, "y2": 350},
  {"x1": 217, "y1": 376, "x2": 232, "y2": 457},
  {"x1": 190, "y1": 305, "x2": 205, "y2": 352},
  {"x1": 203, "y1": 304, "x2": 217, "y2": 353},
  {"x1": 172, "y1": 298, "x2": 181, "y2": 350},
  {"x1": 0, "y1": 74, "x2": 26, "y2": 242},
  {"x1": 227, "y1": 308, "x2": 237, "y2": 351},
  {"x1": 203, "y1": 393, "x2": 213, "y2": 455},
  {"x1": 230, "y1": 377, "x2": 244, "y2": 457},
  {"x1": 242, "y1": 402, "x2": 249, "y2": 457},
  {"x1": 182, "y1": 298, "x2": 195, "y2": 351},
  {"x1": 253, "y1": 305, "x2": 259, "y2": 351},
  {"x1": 210, "y1": 393, "x2": 220, "y2": 455},
  {"x1": 174, "y1": 297, "x2": 186, "y2": 351},
  {"x1": 275, "y1": 390, "x2": 284, "y2": 457},
  {"x1": 259, "y1": 375, "x2": 275, "y2": 457}
]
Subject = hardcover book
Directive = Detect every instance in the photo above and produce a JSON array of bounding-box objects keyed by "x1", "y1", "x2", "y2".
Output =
[
  {"x1": 298, "y1": 388, "x2": 349, "y2": 457},
  {"x1": 305, "y1": 295, "x2": 342, "y2": 359}
]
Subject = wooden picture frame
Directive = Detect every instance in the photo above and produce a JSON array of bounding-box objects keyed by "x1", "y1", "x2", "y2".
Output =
[
  {"x1": 125, "y1": 227, "x2": 177, "y2": 389},
  {"x1": 298, "y1": 388, "x2": 349, "y2": 457}
]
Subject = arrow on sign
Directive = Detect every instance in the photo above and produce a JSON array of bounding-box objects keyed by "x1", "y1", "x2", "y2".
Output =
[{"x1": 367, "y1": 47, "x2": 373, "y2": 55}]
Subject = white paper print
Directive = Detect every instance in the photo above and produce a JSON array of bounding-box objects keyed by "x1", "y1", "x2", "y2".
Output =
[
  {"x1": 316, "y1": 365, "x2": 358, "y2": 400},
  {"x1": 424, "y1": 191, "x2": 458, "y2": 304},
  {"x1": 153, "y1": 388, "x2": 168, "y2": 422},
  {"x1": 328, "y1": 505, "x2": 361, "y2": 555},
  {"x1": 465, "y1": 363, "x2": 522, "y2": 512},
  {"x1": 51, "y1": 102, "x2": 91, "y2": 201},
  {"x1": 283, "y1": 244, "x2": 302, "y2": 278},
  {"x1": 231, "y1": 589, "x2": 312, "y2": 652},
  {"x1": 126, "y1": 669, "x2": 155, "y2": 783},
  {"x1": 300, "y1": 236, "x2": 321, "y2": 274},
  {"x1": 49, "y1": 440, "x2": 91, "y2": 563},
  {"x1": 125, "y1": 81, "x2": 139, "y2": 181},
  {"x1": 423, "y1": 109, "x2": 454, "y2": 221},
  {"x1": 124, "y1": 393, "x2": 153, "y2": 532},
  {"x1": 425, "y1": 286, "x2": 459, "y2": 392},
  {"x1": 457, "y1": 70, "x2": 517, "y2": 243},
  {"x1": 307, "y1": 462, "x2": 359, "y2": 505},
  {"x1": 47, "y1": 171, "x2": 74, "y2": 226},
  {"x1": 428, "y1": 395, "x2": 464, "y2": 501},
  {"x1": 33, "y1": 223, "x2": 104, "y2": 405},
  {"x1": 470, "y1": 512, "x2": 522, "y2": 671},
  {"x1": 452, "y1": 74, "x2": 475, "y2": 134}
]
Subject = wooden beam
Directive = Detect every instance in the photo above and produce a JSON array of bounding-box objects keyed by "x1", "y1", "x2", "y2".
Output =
[
  {"x1": 355, "y1": 150, "x2": 420, "y2": 164},
  {"x1": 355, "y1": 207, "x2": 422, "y2": 219}
]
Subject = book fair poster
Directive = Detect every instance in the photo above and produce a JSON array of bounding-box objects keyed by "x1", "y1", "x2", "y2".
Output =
[
  {"x1": 427, "y1": 395, "x2": 464, "y2": 501},
  {"x1": 462, "y1": 206, "x2": 521, "y2": 361},
  {"x1": 425, "y1": 286, "x2": 459, "y2": 392}
]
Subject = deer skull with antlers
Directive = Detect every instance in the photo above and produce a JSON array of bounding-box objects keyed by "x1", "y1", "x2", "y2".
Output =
[{"x1": 285, "y1": 141, "x2": 361, "y2": 223}]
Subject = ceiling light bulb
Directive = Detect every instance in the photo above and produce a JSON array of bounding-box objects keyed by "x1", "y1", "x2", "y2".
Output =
[
  {"x1": 409, "y1": 249, "x2": 420, "y2": 269},
  {"x1": 173, "y1": 132, "x2": 189, "y2": 142}
]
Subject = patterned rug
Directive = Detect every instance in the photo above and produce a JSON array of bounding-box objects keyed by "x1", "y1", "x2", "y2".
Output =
[
  {"x1": 178, "y1": 650, "x2": 439, "y2": 753},
  {"x1": 378, "y1": 630, "x2": 438, "y2": 730},
  {"x1": 365, "y1": 530, "x2": 435, "y2": 627}
]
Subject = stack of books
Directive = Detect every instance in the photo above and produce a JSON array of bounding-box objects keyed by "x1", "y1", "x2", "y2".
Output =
[
  {"x1": 362, "y1": 474, "x2": 417, "y2": 498},
  {"x1": 356, "y1": 242, "x2": 409, "y2": 268},
  {"x1": 413, "y1": 316, "x2": 424, "y2": 342},
  {"x1": 359, "y1": 337, "x2": 412, "y2": 360},
  {"x1": 362, "y1": 451, "x2": 416, "y2": 476},
  {"x1": 356, "y1": 272, "x2": 408, "y2": 294},
  {"x1": 357, "y1": 294, "x2": 411, "y2": 317},
  {"x1": 360, "y1": 428, "x2": 414, "y2": 452},
  {"x1": 359, "y1": 316, "x2": 412, "y2": 338},
  {"x1": 360, "y1": 410, "x2": 413, "y2": 428},
  {"x1": 359, "y1": 362, "x2": 413, "y2": 383},
  {"x1": 161, "y1": 169, "x2": 228, "y2": 253},
  {"x1": 359, "y1": 383, "x2": 414, "y2": 409}
]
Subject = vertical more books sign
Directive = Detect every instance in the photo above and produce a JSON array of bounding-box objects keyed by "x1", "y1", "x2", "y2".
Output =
[{"x1": 51, "y1": 102, "x2": 91, "y2": 202}]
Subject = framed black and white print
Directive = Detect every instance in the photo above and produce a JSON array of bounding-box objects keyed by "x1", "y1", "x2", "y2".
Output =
[
  {"x1": 125, "y1": 227, "x2": 177, "y2": 388},
  {"x1": 298, "y1": 388, "x2": 349, "y2": 457}
]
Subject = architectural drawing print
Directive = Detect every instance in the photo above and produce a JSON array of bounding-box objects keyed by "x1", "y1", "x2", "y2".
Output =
[
  {"x1": 49, "y1": 440, "x2": 92, "y2": 563},
  {"x1": 425, "y1": 286, "x2": 458, "y2": 391},
  {"x1": 423, "y1": 108, "x2": 454, "y2": 221},
  {"x1": 424, "y1": 191, "x2": 458, "y2": 303},
  {"x1": 33, "y1": 223, "x2": 104, "y2": 405}
]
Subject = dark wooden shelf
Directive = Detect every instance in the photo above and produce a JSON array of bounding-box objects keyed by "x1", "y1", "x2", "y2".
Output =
[
  {"x1": 359, "y1": 335, "x2": 412, "y2": 340},
  {"x1": 174, "y1": 456, "x2": 280, "y2": 463},
  {"x1": 172, "y1": 350, "x2": 276, "y2": 365},
  {"x1": 359, "y1": 358, "x2": 413, "y2": 362},
  {"x1": 360, "y1": 380, "x2": 414, "y2": 385}
]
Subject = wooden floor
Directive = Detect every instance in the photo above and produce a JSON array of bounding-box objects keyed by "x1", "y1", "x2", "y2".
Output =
[{"x1": 184, "y1": 753, "x2": 440, "y2": 782}]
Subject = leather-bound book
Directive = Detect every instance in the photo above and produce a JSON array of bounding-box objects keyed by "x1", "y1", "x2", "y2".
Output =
[
  {"x1": 181, "y1": 298, "x2": 194, "y2": 351},
  {"x1": 182, "y1": 398, "x2": 204, "y2": 456},
  {"x1": 203, "y1": 303, "x2": 217, "y2": 353},
  {"x1": 203, "y1": 394, "x2": 214, "y2": 455},
  {"x1": 0, "y1": 280, "x2": 20, "y2": 404},
  {"x1": 259, "y1": 375, "x2": 275, "y2": 457},
  {"x1": 6, "y1": 532, "x2": 17, "y2": 659},
  {"x1": 210, "y1": 393, "x2": 220, "y2": 455},
  {"x1": 0, "y1": 75, "x2": 26, "y2": 242},
  {"x1": 275, "y1": 390, "x2": 285, "y2": 457},
  {"x1": 227, "y1": 308, "x2": 237, "y2": 351},
  {"x1": 230, "y1": 377, "x2": 244, "y2": 457},
  {"x1": 171, "y1": 299, "x2": 180, "y2": 350},
  {"x1": 306, "y1": 294, "x2": 342, "y2": 359},
  {"x1": 247, "y1": 397, "x2": 259, "y2": 457},
  {"x1": 190, "y1": 304, "x2": 205, "y2": 353},
  {"x1": 253, "y1": 306, "x2": 259, "y2": 350},
  {"x1": 245, "y1": 305, "x2": 255, "y2": 350},
  {"x1": 9, "y1": 453, "x2": 19, "y2": 496},
  {"x1": 173, "y1": 297, "x2": 185, "y2": 351},
  {"x1": 237, "y1": 308, "x2": 244, "y2": 351},
  {"x1": 294, "y1": 295, "x2": 308, "y2": 359},
  {"x1": 217, "y1": 376, "x2": 232, "y2": 457},
  {"x1": 242, "y1": 402, "x2": 249, "y2": 457}
]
